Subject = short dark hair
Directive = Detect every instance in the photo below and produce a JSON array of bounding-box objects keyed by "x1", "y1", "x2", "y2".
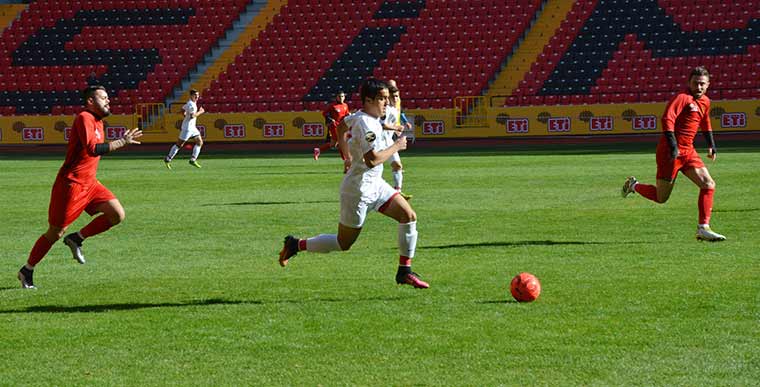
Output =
[
  {"x1": 388, "y1": 84, "x2": 399, "y2": 94},
  {"x1": 190, "y1": 89, "x2": 199, "y2": 95},
  {"x1": 360, "y1": 78, "x2": 388, "y2": 103},
  {"x1": 336, "y1": 91, "x2": 345, "y2": 96},
  {"x1": 81, "y1": 85, "x2": 106, "y2": 105},
  {"x1": 690, "y1": 66, "x2": 710, "y2": 80}
]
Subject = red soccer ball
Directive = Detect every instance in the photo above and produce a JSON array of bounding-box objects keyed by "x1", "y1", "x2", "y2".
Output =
[{"x1": 510, "y1": 272, "x2": 541, "y2": 302}]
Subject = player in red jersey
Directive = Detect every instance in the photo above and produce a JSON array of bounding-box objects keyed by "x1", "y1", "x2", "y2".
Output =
[
  {"x1": 621, "y1": 67, "x2": 726, "y2": 242},
  {"x1": 17, "y1": 85, "x2": 143, "y2": 288},
  {"x1": 313, "y1": 91, "x2": 350, "y2": 162}
]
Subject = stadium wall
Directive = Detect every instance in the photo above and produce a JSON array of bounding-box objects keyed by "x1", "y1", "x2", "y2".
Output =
[{"x1": 0, "y1": 100, "x2": 757, "y2": 145}]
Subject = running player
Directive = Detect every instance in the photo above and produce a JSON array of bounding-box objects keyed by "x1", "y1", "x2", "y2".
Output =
[
  {"x1": 314, "y1": 91, "x2": 350, "y2": 162},
  {"x1": 622, "y1": 66, "x2": 726, "y2": 241},
  {"x1": 164, "y1": 89, "x2": 205, "y2": 169},
  {"x1": 18, "y1": 85, "x2": 143, "y2": 288},
  {"x1": 382, "y1": 80, "x2": 412, "y2": 200},
  {"x1": 279, "y1": 78, "x2": 429, "y2": 288}
]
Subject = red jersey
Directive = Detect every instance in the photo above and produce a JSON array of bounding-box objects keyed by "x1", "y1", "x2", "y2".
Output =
[
  {"x1": 660, "y1": 92, "x2": 712, "y2": 152},
  {"x1": 322, "y1": 101, "x2": 350, "y2": 129},
  {"x1": 58, "y1": 110, "x2": 105, "y2": 185}
]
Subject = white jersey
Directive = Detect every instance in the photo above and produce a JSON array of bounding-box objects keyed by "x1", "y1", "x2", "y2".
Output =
[
  {"x1": 341, "y1": 110, "x2": 392, "y2": 196},
  {"x1": 339, "y1": 110, "x2": 398, "y2": 228},
  {"x1": 181, "y1": 100, "x2": 198, "y2": 131},
  {"x1": 383, "y1": 105, "x2": 400, "y2": 142}
]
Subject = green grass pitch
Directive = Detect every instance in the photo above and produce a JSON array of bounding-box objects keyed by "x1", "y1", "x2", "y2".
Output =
[{"x1": 1, "y1": 145, "x2": 758, "y2": 385}]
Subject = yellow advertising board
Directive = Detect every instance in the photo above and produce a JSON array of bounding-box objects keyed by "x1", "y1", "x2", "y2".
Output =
[{"x1": 0, "y1": 99, "x2": 756, "y2": 145}]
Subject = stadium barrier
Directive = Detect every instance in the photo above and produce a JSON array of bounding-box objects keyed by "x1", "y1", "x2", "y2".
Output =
[{"x1": 0, "y1": 100, "x2": 757, "y2": 145}]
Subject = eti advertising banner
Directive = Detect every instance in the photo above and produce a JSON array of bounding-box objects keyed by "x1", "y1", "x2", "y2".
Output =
[{"x1": 0, "y1": 100, "x2": 757, "y2": 144}]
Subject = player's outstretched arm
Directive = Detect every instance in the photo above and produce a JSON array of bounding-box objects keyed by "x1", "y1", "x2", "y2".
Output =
[{"x1": 96, "y1": 128, "x2": 142, "y2": 154}]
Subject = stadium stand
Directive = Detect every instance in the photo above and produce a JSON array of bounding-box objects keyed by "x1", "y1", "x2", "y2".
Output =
[
  {"x1": 0, "y1": 0, "x2": 248, "y2": 115},
  {"x1": 508, "y1": 0, "x2": 760, "y2": 106},
  {"x1": 202, "y1": 0, "x2": 543, "y2": 112}
]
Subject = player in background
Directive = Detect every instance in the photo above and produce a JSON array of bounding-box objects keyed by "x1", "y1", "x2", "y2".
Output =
[
  {"x1": 622, "y1": 66, "x2": 726, "y2": 242},
  {"x1": 314, "y1": 91, "x2": 350, "y2": 162},
  {"x1": 279, "y1": 78, "x2": 429, "y2": 289},
  {"x1": 164, "y1": 89, "x2": 205, "y2": 169},
  {"x1": 383, "y1": 80, "x2": 413, "y2": 200},
  {"x1": 18, "y1": 85, "x2": 142, "y2": 289}
]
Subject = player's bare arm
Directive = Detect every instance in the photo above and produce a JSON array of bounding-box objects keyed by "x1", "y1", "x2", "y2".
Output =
[
  {"x1": 98, "y1": 128, "x2": 142, "y2": 154},
  {"x1": 363, "y1": 136, "x2": 407, "y2": 168},
  {"x1": 194, "y1": 107, "x2": 205, "y2": 117},
  {"x1": 336, "y1": 120, "x2": 352, "y2": 167}
]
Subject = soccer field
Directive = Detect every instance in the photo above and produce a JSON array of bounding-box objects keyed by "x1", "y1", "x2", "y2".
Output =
[{"x1": 1, "y1": 147, "x2": 758, "y2": 385}]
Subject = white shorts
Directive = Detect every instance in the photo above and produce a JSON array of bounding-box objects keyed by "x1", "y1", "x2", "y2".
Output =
[
  {"x1": 179, "y1": 126, "x2": 201, "y2": 141},
  {"x1": 390, "y1": 151, "x2": 400, "y2": 164},
  {"x1": 340, "y1": 180, "x2": 398, "y2": 228}
]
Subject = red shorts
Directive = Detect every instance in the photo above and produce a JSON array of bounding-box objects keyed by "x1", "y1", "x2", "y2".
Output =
[
  {"x1": 655, "y1": 144, "x2": 705, "y2": 181},
  {"x1": 48, "y1": 178, "x2": 116, "y2": 228},
  {"x1": 328, "y1": 125, "x2": 338, "y2": 142}
]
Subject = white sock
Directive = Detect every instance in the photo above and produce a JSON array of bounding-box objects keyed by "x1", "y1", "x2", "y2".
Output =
[
  {"x1": 393, "y1": 170, "x2": 403, "y2": 190},
  {"x1": 306, "y1": 234, "x2": 341, "y2": 253},
  {"x1": 166, "y1": 145, "x2": 180, "y2": 161},
  {"x1": 398, "y1": 221, "x2": 417, "y2": 258},
  {"x1": 191, "y1": 145, "x2": 201, "y2": 160}
]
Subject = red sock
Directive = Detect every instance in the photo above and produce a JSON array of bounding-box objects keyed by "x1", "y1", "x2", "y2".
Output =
[
  {"x1": 319, "y1": 143, "x2": 332, "y2": 152},
  {"x1": 698, "y1": 188, "x2": 714, "y2": 225},
  {"x1": 634, "y1": 183, "x2": 658, "y2": 202},
  {"x1": 80, "y1": 215, "x2": 114, "y2": 238},
  {"x1": 28, "y1": 235, "x2": 54, "y2": 266},
  {"x1": 399, "y1": 255, "x2": 411, "y2": 267},
  {"x1": 298, "y1": 239, "x2": 307, "y2": 251}
]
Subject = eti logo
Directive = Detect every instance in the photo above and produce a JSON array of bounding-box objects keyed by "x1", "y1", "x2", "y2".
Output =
[
  {"x1": 263, "y1": 123, "x2": 284, "y2": 138},
  {"x1": 506, "y1": 118, "x2": 529, "y2": 133},
  {"x1": 223, "y1": 124, "x2": 246, "y2": 138},
  {"x1": 632, "y1": 115, "x2": 657, "y2": 131},
  {"x1": 197, "y1": 125, "x2": 207, "y2": 139},
  {"x1": 422, "y1": 121, "x2": 445, "y2": 135},
  {"x1": 589, "y1": 116, "x2": 613, "y2": 131},
  {"x1": 22, "y1": 127, "x2": 44, "y2": 141},
  {"x1": 106, "y1": 126, "x2": 126, "y2": 140},
  {"x1": 720, "y1": 113, "x2": 746, "y2": 128},
  {"x1": 547, "y1": 117, "x2": 570, "y2": 132},
  {"x1": 302, "y1": 123, "x2": 324, "y2": 137},
  {"x1": 63, "y1": 127, "x2": 72, "y2": 141}
]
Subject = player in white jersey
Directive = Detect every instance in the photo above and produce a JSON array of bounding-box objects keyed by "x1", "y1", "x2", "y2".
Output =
[
  {"x1": 278, "y1": 78, "x2": 429, "y2": 289},
  {"x1": 164, "y1": 89, "x2": 205, "y2": 169},
  {"x1": 382, "y1": 81, "x2": 412, "y2": 200}
]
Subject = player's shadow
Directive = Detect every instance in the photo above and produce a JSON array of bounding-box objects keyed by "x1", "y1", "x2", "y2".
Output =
[
  {"x1": 203, "y1": 200, "x2": 336, "y2": 207},
  {"x1": 713, "y1": 208, "x2": 760, "y2": 213},
  {"x1": 477, "y1": 300, "x2": 520, "y2": 304},
  {"x1": 0, "y1": 296, "x2": 405, "y2": 314},
  {"x1": 423, "y1": 240, "x2": 607, "y2": 249}
]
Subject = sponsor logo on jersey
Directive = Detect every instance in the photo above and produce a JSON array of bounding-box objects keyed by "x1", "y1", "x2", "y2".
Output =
[{"x1": 365, "y1": 131, "x2": 376, "y2": 143}]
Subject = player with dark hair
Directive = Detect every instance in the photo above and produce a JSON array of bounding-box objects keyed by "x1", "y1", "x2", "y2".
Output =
[
  {"x1": 314, "y1": 91, "x2": 350, "y2": 162},
  {"x1": 279, "y1": 78, "x2": 429, "y2": 288},
  {"x1": 18, "y1": 85, "x2": 142, "y2": 288},
  {"x1": 622, "y1": 66, "x2": 726, "y2": 241},
  {"x1": 164, "y1": 89, "x2": 205, "y2": 169}
]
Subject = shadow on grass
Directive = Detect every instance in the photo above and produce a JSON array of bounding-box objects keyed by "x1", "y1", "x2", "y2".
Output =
[
  {"x1": 477, "y1": 300, "x2": 520, "y2": 304},
  {"x1": 423, "y1": 240, "x2": 608, "y2": 249},
  {"x1": 0, "y1": 296, "x2": 405, "y2": 314},
  {"x1": 713, "y1": 208, "x2": 760, "y2": 213},
  {"x1": 202, "y1": 200, "x2": 336, "y2": 207}
]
